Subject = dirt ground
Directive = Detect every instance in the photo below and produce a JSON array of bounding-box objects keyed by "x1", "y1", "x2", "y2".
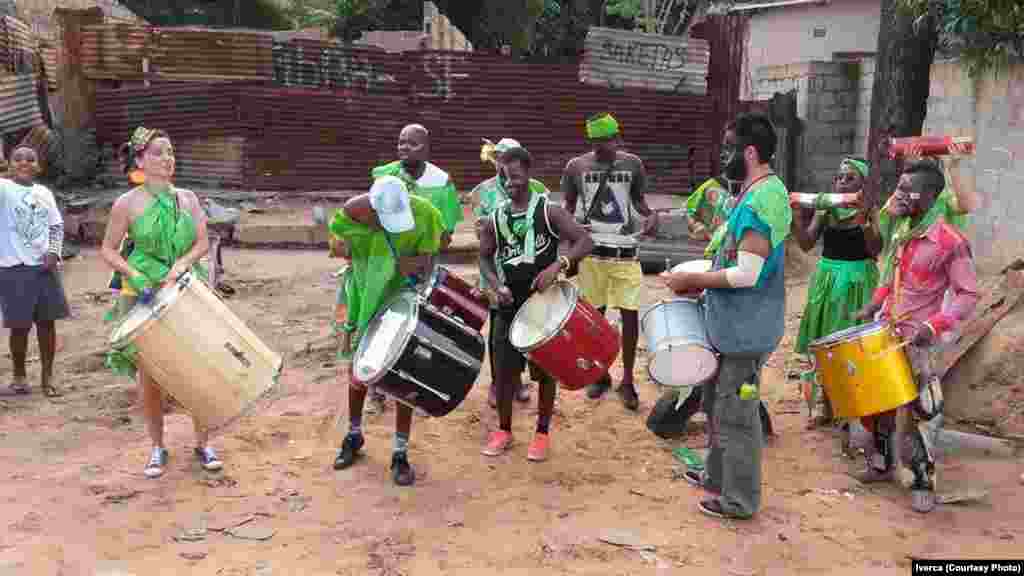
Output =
[{"x1": 1, "y1": 245, "x2": 1022, "y2": 576}]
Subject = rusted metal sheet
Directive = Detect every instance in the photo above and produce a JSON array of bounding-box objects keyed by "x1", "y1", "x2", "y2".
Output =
[
  {"x1": 173, "y1": 134, "x2": 245, "y2": 188},
  {"x1": 81, "y1": 24, "x2": 273, "y2": 81},
  {"x1": 1, "y1": 15, "x2": 36, "y2": 74},
  {"x1": 80, "y1": 23, "x2": 147, "y2": 78},
  {"x1": 94, "y1": 81, "x2": 244, "y2": 143},
  {"x1": 0, "y1": 73, "x2": 43, "y2": 136},
  {"x1": 148, "y1": 27, "x2": 273, "y2": 81},
  {"x1": 271, "y1": 39, "x2": 406, "y2": 96},
  {"x1": 40, "y1": 45, "x2": 58, "y2": 90},
  {"x1": 93, "y1": 48, "x2": 733, "y2": 194},
  {"x1": 579, "y1": 27, "x2": 710, "y2": 96}
]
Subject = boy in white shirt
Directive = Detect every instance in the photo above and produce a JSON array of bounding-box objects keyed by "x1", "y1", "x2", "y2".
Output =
[{"x1": 0, "y1": 145, "x2": 68, "y2": 397}]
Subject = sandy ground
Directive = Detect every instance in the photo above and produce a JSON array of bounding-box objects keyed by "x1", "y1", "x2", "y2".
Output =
[{"x1": 0, "y1": 246, "x2": 1022, "y2": 576}]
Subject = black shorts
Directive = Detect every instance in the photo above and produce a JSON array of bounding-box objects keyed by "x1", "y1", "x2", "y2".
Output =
[
  {"x1": 491, "y1": 308, "x2": 554, "y2": 384},
  {"x1": 0, "y1": 265, "x2": 70, "y2": 329}
]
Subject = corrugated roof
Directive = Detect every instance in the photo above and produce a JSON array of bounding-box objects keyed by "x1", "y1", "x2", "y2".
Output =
[
  {"x1": 0, "y1": 73, "x2": 43, "y2": 136},
  {"x1": 1, "y1": 15, "x2": 35, "y2": 74}
]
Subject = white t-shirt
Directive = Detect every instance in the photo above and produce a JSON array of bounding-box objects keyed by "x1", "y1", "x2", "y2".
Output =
[{"x1": 0, "y1": 178, "x2": 63, "y2": 267}]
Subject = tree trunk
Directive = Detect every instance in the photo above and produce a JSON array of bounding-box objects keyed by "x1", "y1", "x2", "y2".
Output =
[{"x1": 865, "y1": 0, "x2": 939, "y2": 206}]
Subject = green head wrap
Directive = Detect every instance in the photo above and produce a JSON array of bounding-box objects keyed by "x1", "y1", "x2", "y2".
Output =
[
  {"x1": 586, "y1": 113, "x2": 620, "y2": 140},
  {"x1": 840, "y1": 157, "x2": 869, "y2": 178}
]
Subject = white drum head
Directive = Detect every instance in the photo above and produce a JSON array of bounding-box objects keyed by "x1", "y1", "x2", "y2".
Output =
[
  {"x1": 670, "y1": 260, "x2": 712, "y2": 274},
  {"x1": 109, "y1": 275, "x2": 188, "y2": 348},
  {"x1": 353, "y1": 291, "x2": 418, "y2": 385},
  {"x1": 509, "y1": 280, "x2": 577, "y2": 351},
  {"x1": 592, "y1": 233, "x2": 637, "y2": 248},
  {"x1": 648, "y1": 340, "x2": 718, "y2": 388}
]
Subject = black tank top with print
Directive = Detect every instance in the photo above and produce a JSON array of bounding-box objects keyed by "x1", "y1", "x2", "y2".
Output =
[{"x1": 493, "y1": 197, "x2": 559, "y2": 314}]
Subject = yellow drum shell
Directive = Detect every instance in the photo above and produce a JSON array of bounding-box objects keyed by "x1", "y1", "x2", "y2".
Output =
[{"x1": 808, "y1": 321, "x2": 918, "y2": 419}]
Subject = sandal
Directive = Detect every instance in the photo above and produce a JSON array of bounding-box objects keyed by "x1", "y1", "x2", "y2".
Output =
[
  {"x1": 41, "y1": 380, "x2": 63, "y2": 398},
  {"x1": 9, "y1": 378, "x2": 29, "y2": 395}
]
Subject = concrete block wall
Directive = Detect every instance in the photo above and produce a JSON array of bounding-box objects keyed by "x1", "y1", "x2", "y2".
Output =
[
  {"x1": 924, "y1": 59, "x2": 1024, "y2": 273},
  {"x1": 754, "y1": 61, "x2": 862, "y2": 193}
]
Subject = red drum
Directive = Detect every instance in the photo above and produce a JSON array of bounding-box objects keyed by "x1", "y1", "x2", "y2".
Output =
[
  {"x1": 420, "y1": 266, "x2": 489, "y2": 332},
  {"x1": 508, "y1": 280, "x2": 620, "y2": 390},
  {"x1": 888, "y1": 135, "x2": 974, "y2": 159}
]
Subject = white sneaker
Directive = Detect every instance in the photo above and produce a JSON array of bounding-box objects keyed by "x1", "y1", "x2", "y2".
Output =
[
  {"x1": 195, "y1": 446, "x2": 223, "y2": 471},
  {"x1": 144, "y1": 447, "x2": 169, "y2": 479}
]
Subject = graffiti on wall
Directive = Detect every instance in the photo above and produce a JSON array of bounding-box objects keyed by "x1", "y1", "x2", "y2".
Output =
[
  {"x1": 272, "y1": 42, "x2": 398, "y2": 94},
  {"x1": 579, "y1": 26, "x2": 709, "y2": 95}
]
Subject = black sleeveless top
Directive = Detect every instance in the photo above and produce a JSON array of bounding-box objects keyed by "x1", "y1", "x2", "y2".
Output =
[
  {"x1": 493, "y1": 197, "x2": 559, "y2": 315},
  {"x1": 822, "y1": 224, "x2": 870, "y2": 261}
]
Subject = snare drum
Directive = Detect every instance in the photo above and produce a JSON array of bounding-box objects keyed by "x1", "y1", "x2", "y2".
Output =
[
  {"x1": 353, "y1": 291, "x2": 484, "y2": 417},
  {"x1": 420, "y1": 265, "x2": 489, "y2": 332},
  {"x1": 641, "y1": 298, "x2": 718, "y2": 389},
  {"x1": 808, "y1": 321, "x2": 918, "y2": 419},
  {"x1": 509, "y1": 280, "x2": 619, "y2": 390},
  {"x1": 590, "y1": 233, "x2": 638, "y2": 260}
]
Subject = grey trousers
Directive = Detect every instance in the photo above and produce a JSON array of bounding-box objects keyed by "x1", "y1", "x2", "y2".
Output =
[{"x1": 702, "y1": 354, "x2": 765, "y2": 518}]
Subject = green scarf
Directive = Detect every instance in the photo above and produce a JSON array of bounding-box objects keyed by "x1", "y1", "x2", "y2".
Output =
[
  {"x1": 586, "y1": 113, "x2": 620, "y2": 140},
  {"x1": 878, "y1": 200, "x2": 945, "y2": 285},
  {"x1": 496, "y1": 191, "x2": 542, "y2": 264}
]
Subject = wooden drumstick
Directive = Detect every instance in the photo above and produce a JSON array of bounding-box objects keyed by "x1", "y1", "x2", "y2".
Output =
[{"x1": 869, "y1": 339, "x2": 912, "y2": 362}]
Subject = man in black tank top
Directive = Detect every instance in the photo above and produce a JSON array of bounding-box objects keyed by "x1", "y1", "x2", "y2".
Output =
[{"x1": 478, "y1": 146, "x2": 594, "y2": 462}]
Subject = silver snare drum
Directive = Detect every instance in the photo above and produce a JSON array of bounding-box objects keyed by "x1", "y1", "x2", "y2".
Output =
[
  {"x1": 590, "y1": 233, "x2": 639, "y2": 260},
  {"x1": 641, "y1": 298, "x2": 718, "y2": 389}
]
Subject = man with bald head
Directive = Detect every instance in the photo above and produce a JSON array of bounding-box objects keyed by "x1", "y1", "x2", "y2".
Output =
[{"x1": 373, "y1": 124, "x2": 462, "y2": 247}]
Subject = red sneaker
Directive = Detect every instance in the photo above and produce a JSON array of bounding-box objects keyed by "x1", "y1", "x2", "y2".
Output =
[
  {"x1": 481, "y1": 430, "x2": 513, "y2": 456},
  {"x1": 527, "y1": 433, "x2": 550, "y2": 462}
]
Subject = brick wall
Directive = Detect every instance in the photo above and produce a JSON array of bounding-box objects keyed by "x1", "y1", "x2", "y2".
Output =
[
  {"x1": 924, "y1": 59, "x2": 1024, "y2": 273},
  {"x1": 754, "y1": 61, "x2": 862, "y2": 193}
]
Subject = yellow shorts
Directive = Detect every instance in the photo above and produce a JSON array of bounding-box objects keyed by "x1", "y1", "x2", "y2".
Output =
[{"x1": 577, "y1": 257, "x2": 642, "y2": 311}]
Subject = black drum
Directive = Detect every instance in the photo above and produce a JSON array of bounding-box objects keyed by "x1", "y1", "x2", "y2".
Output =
[{"x1": 352, "y1": 290, "x2": 484, "y2": 417}]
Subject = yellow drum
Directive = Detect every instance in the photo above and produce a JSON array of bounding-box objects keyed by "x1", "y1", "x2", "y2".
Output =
[{"x1": 807, "y1": 321, "x2": 918, "y2": 419}]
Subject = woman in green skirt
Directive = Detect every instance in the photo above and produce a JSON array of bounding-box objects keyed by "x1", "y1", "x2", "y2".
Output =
[{"x1": 791, "y1": 157, "x2": 883, "y2": 427}]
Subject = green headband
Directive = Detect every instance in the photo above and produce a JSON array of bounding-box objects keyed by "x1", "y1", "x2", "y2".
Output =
[
  {"x1": 841, "y1": 158, "x2": 869, "y2": 178},
  {"x1": 586, "y1": 113, "x2": 620, "y2": 140}
]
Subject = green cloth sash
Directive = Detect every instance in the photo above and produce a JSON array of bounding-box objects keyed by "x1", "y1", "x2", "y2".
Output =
[
  {"x1": 105, "y1": 185, "x2": 207, "y2": 377},
  {"x1": 496, "y1": 190, "x2": 542, "y2": 264},
  {"x1": 878, "y1": 188, "x2": 965, "y2": 285},
  {"x1": 328, "y1": 195, "x2": 444, "y2": 347}
]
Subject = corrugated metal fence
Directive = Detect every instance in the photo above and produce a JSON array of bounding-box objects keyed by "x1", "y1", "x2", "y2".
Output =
[{"x1": 89, "y1": 22, "x2": 747, "y2": 194}]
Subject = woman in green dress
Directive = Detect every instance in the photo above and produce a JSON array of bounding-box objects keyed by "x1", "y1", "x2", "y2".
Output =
[
  {"x1": 100, "y1": 127, "x2": 221, "y2": 479},
  {"x1": 791, "y1": 158, "x2": 883, "y2": 427}
]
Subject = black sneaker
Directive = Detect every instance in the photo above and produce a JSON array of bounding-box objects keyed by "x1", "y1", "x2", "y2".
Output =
[
  {"x1": 391, "y1": 451, "x2": 415, "y2": 486},
  {"x1": 698, "y1": 498, "x2": 752, "y2": 520},
  {"x1": 333, "y1": 433, "x2": 364, "y2": 470},
  {"x1": 587, "y1": 376, "x2": 612, "y2": 399},
  {"x1": 617, "y1": 385, "x2": 639, "y2": 411}
]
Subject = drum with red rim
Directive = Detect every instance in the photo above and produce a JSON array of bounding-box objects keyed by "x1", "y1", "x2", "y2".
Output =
[
  {"x1": 509, "y1": 280, "x2": 620, "y2": 390},
  {"x1": 420, "y1": 265, "x2": 489, "y2": 332}
]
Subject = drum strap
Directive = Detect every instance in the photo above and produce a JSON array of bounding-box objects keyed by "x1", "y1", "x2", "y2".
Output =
[{"x1": 383, "y1": 232, "x2": 417, "y2": 288}]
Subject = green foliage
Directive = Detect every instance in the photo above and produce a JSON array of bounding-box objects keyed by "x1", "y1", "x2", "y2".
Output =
[{"x1": 898, "y1": 0, "x2": 1024, "y2": 78}]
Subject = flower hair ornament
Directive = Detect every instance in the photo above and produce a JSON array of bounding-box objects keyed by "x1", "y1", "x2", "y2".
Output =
[{"x1": 130, "y1": 126, "x2": 158, "y2": 153}]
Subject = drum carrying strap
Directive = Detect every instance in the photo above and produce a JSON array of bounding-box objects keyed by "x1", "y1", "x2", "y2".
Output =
[{"x1": 383, "y1": 232, "x2": 419, "y2": 289}]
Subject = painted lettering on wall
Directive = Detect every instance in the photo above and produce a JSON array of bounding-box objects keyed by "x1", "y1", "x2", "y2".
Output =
[
  {"x1": 416, "y1": 52, "x2": 468, "y2": 102},
  {"x1": 272, "y1": 42, "x2": 397, "y2": 93}
]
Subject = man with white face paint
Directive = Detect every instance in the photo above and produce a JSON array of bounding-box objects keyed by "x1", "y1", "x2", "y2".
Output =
[
  {"x1": 853, "y1": 159, "x2": 979, "y2": 514},
  {"x1": 662, "y1": 113, "x2": 792, "y2": 520}
]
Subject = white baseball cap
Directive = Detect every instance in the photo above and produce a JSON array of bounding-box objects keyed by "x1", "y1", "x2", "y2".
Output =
[
  {"x1": 369, "y1": 176, "x2": 415, "y2": 234},
  {"x1": 495, "y1": 138, "x2": 521, "y2": 154}
]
